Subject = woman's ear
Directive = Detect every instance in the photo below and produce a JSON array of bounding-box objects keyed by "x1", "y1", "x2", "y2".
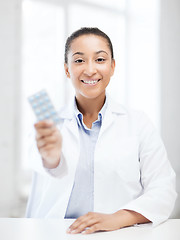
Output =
[
  {"x1": 110, "y1": 59, "x2": 116, "y2": 77},
  {"x1": 64, "y1": 63, "x2": 70, "y2": 78}
]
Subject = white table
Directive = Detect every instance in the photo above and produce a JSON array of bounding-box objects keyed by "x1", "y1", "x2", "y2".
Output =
[{"x1": 0, "y1": 218, "x2": 179, "y2": 240}]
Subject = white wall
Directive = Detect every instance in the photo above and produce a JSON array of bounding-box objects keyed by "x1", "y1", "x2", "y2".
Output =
[
  {"x1": 0, "y1": 0, "x2": 21, "y2": 216},
  {"x1": 160, "y1": 0, "x2": 180, "y2": 218}
]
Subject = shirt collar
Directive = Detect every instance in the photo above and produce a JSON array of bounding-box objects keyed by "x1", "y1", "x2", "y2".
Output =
[{"x1": 60, "y1": 93, "x2": 127, "y2": 120}]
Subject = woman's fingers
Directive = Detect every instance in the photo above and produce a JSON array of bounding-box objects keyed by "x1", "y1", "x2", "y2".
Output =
[
  {"x1": 67, "y1": 212, "x2": 121, "y2": 234},
  {"x1": 34, "y1": 120, "x2": 62, "y2": 168},
  {"x1": 34, "y1": 120, "x2": 54, "y2": 129},
  {"x1": 35, "y1": 120, "x2": 56, "y2": 140},
  {"x1": 68, "y1": 217, "x2": 99, "y2": 234},
  {"x1": 36, "y1": 127, "x2": 56, "y2": 140},
  {"x1": 67, "y1": 212, "x2": 102, "y2": 234},
  {"x1": 36, "y1": 134, "x2": 58, "y2": 148},
  {"x1": 82, "y1": 224, "x2": 100, "y2": 234}
]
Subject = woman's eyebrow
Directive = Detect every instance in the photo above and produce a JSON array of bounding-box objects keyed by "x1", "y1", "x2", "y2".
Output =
[
  {"x1": 96, "y1": 50, "x2": 108, "y2": 55},
  {"x1": 72, "y1": 50, "x2": 108, "y2": 57},
  {"x1": 72, "y1": 52, "x2": 84, "y2": 57}
]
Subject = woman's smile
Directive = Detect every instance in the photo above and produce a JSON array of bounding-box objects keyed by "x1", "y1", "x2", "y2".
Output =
[{"x1": 81, "y1": 79, "x2": 101, "y2": 85}]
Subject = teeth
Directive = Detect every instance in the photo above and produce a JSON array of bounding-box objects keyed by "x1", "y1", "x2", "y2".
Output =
[{"x1": 83, "y1": 80, "x2": 99, "y2": 84}]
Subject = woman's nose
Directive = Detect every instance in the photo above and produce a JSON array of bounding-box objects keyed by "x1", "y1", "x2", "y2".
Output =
[{"x1": 83, "y1": 62, "x2": 97, "y2": 76}]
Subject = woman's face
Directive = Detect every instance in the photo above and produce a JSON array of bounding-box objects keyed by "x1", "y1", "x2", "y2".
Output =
[{"x1": 64, "y1": 34, "x2": 115, "y2": 101}]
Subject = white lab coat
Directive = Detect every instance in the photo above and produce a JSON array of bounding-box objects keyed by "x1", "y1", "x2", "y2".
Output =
[{"x1": 26, "y1": 95, "x2": 177, "y2": 226}]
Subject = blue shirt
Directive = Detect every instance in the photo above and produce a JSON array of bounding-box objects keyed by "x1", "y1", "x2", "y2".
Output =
[{"x1": 64, "y1": 99, "x2": 107, "y2": 218}]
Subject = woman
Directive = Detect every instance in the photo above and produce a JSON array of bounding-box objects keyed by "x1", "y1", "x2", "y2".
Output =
[{"x1": 26, "y1": 27, "x2": 177, "y2": 234}]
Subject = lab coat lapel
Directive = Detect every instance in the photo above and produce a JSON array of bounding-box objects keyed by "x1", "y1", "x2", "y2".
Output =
[
  {"x1": 99, "y1": 96, "x2": 126, "y2": 138},
  {"x1": 60, "y1": 103, "x2": 80, "y2": 173},
  {"x1": 60, "y1": 100, "x2": 79, "y2": 140},
  {"x1": 66, "y1": 117, "x2": 79, "y2": 141},
  {"x1": 99, "y1": 107, "x2": 114, "y2": 138}
]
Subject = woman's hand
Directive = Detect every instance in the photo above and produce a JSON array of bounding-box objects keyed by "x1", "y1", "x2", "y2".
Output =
[
  {"x1": 66, "y1": 212, "x2": 122, "y2": 234},
  {"x1": 34, "y1": 120, "x2": 62, "y2": 169},
  {"x1": 67, "y1": 210, "x2": 150, "y2": 234}
]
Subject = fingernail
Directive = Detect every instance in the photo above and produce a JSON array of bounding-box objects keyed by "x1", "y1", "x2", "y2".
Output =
[
  {"x1": 45, "y1": 120, "x2": 54, "y2": 126},
  {"x1": 66, "y1": 228, "x2": 71, "y2": 233},
  {"x1": 46, "y1": 119, "x2": 53, "y2": 124}
]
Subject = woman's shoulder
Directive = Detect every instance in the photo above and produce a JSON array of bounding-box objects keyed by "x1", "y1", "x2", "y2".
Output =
[
  {"x1": 107, "y1": 95, "x2": 146, "y2": 117},
  {"x1": 107, "y1": 95, "x2": 156, "y2": 128}
]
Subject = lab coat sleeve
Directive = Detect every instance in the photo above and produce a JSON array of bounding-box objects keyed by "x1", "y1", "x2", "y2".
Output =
[
  {"x1": 45, "y1": 152, "x2": 68, "y2": 178},
  {"x1": 119, "y1": 112, "x2": 177, "y2": 226}
]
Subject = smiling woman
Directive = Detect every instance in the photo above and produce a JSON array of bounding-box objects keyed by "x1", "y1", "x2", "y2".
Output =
[{"x1": 26, "y1": 27, "x2": 177, "y2": 234}]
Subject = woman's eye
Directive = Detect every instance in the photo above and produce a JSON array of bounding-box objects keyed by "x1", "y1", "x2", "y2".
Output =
[
  {"x1": 96, "y1": 58, "x2": 105, "y2": 62},
  {"x1": 75, "y1": 59, "x2": 84, "y2": 63}
]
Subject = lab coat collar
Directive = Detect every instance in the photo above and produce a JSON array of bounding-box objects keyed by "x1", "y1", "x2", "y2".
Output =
[
  {"x1": 106, "y1": 93, "x2": 127, "y2": 115},
  {"x1": 59, "y1": 93, "x2": 127, "y2": 120}
]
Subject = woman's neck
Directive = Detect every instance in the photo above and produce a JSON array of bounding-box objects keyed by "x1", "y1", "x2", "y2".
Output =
[
  {"x1": 75, "y1": 93, "x2": 106, "y2": 116},
  {"x1": 75, "y1": 93, "x2": 106, "y2": 128}
]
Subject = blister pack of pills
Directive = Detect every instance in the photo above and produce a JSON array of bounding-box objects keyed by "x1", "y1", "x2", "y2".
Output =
[{"x1": 28, "y1": 90, "x2": 60, "y2": 124}]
